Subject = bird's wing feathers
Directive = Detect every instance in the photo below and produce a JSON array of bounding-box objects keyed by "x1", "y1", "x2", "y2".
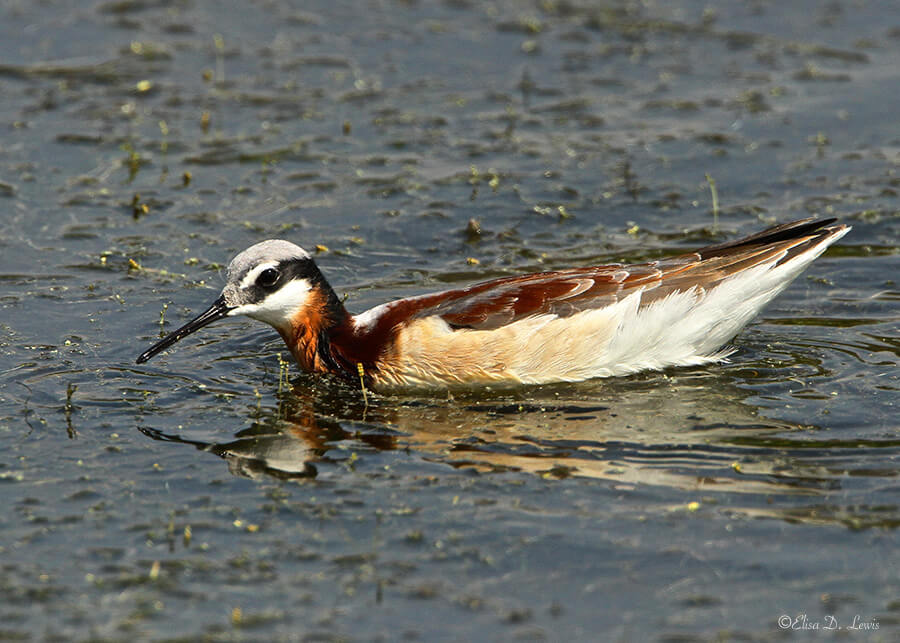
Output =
[
  {"x1": 421, "y1": 265, "x2": 661, "y2": 330},
  {"x1": 359, "y1": 217, "x2": 844, "y2": 334}
]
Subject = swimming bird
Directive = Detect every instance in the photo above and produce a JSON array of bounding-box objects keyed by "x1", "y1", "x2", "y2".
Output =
[{"x1": 136, "y1": 217, "x2": 848, "y2": 389}]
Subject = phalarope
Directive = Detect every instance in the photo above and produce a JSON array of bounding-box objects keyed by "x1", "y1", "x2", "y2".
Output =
[{"x1": 137, "y1": 217, "x2": 848, "y2": 389}]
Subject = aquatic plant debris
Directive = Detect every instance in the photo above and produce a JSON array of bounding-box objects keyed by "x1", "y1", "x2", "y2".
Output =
[{"x1": 0, "y1": 0, "x2": 895, "y2": 639}]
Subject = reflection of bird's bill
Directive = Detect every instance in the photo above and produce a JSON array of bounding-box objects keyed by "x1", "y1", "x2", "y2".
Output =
[{"x1": 139, "y1": 425, "x2": 318, "y2": 480}]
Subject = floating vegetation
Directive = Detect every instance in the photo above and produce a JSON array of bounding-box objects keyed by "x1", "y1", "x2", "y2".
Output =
[
  {"x1": 732, "y1": 89, "x2": 770, "y2": 113},
  {"x1": 276, "y1": 353, "x2": 290, "y2": 394},
  {"x1": 64, "y1": 383, "x2": 77, "y2": 439},
  {"x1": 705, "y1": 173, "x2": 720, "y2": 232},
  {"x1": 213, "y1": 34, "x2": 226, "y2": 84},
  {"x1": 464, "y1": 218, "x2": 482, "y2": 241},
  {"x1": 357, "y1": 363, "x2": 368, "y2": 407},
  {"x1": 121, "y1": 142, "x2": 145, "y2": 182},
  {"x1": 1, "y1": 2, "x2": 896, "y2": 640},
  {"x1": 131, "y1": 193, "x2": 149, "y2": 219},
  {"x1": 0, "y1": 59, "x2": 132, "y2": 83},
  {"x1": 466, "y1": 165, "x2": 500, "y2": 199},
  {"x1": 111, "y1": 255, "x2": 189, "y2": 283},
  {"x1": 158, "y1": 303, "x2": 169, "y2": 333},
  {"x1": 158, "y1": 120, "x2": 169, "y2": 153}
]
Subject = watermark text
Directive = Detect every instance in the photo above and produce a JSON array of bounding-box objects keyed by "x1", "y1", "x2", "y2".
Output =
[{"x1": 778, "y1": 614, "x2": 879, "y2": 631}]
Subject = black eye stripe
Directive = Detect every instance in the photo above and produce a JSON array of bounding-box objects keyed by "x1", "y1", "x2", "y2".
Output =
[
  {"x1": 256, "y1": 267, "x2": 280, "y2": 287},
  {"x1": 243, "y1": 257, "x2": 318, "y2": 294},
  {"x1": 276, "y1": 257, "x2": 318, "y2": 282}
]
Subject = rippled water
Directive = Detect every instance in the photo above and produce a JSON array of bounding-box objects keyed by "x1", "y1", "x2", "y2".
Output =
[{"x1": 1, "y1": 0, "x2": 898, "y2": 640}]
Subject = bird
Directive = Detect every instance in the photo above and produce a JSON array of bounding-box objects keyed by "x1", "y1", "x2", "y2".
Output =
[{"x1": 136, "y1": 217, "x2": 849, "y2": 390}]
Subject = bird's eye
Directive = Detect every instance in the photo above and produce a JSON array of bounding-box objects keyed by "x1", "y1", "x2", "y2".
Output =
[{"x1": 256, "y1": 267, "x2": 280, "y2": 288}]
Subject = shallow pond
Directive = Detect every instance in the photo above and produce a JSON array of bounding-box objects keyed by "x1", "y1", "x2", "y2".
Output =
[{"x1": 0, "y1": 0, "x2": 897, "y2": 640}]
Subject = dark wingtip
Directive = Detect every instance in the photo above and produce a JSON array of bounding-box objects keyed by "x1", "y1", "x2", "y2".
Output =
[{"x1": 697, "y1": 217, "x2": 841, "y2": 259}]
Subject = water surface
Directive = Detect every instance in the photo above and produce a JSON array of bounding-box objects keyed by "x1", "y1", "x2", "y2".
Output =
[{"x1": 0, "y1": 0, "x2": 898, "y2": 640}]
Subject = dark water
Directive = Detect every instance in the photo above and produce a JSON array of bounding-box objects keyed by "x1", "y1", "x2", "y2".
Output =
[{"x1": 1, "y1": 0, "x2": 898, "y2": 640}]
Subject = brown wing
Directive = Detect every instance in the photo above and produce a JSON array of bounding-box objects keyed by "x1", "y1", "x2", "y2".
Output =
[
  {"x1": 413, "y1": 265, "x2": 660, "y2": 330},
  {"x1": 361, "y1": 217, "x2": 844, "y2": 333}
]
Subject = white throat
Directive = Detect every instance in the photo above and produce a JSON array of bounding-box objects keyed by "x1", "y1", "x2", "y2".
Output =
[{"x1": 229, "y1": 278, "x2": 313, "y2": 329}]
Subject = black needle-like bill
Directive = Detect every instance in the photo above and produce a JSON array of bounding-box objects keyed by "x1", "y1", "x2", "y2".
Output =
[{"x1": 136, "y1": 295, "x2": 233, "y2": 364}]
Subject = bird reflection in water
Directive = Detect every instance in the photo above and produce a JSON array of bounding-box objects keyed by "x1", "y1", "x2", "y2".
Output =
[{"x1": 137, "y1": 371, "x2": 845, "y2": 501}]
